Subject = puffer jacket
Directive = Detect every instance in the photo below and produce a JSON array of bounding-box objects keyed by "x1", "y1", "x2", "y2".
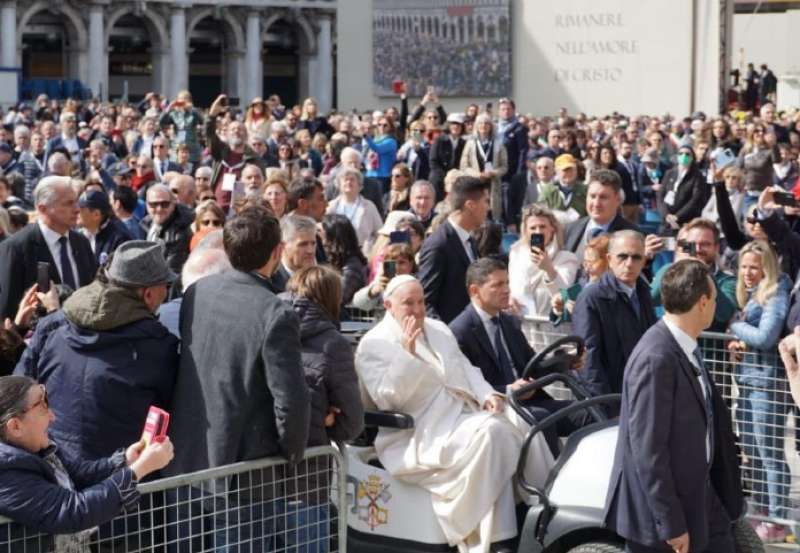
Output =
[
  {"x1": 730, "y1": 273, "x2": 792, "y2": 389},
  {"x1": 14, "y1": 279, "x2": 179, "y2": 461},
  {"x1": 0, "y1": 441, "x2": 138, "y2": 550},
  {"x1": 140, "y1": 203, "x2": 194, "y2": 274},
  {"x1": 288, "y1": 295, "x2": 363, "y2": 446}
]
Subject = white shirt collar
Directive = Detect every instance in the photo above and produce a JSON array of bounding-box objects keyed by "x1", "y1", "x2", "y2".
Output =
[
  {"x1": 663, "y1": 318, "x2": 699, "y2": 364},
  {"x1": 448, "y1": 217, "x2": 471, "y2": 244},
  {"x1": 38, "y1": 220, "x2": 67, "y2": 248},
  {"x1": 472, "y1": 302, "x2": 498, "y2": 324}
]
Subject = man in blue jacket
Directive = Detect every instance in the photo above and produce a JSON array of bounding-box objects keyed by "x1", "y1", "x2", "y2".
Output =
[{"x1": 15, "y1": 241, "x2": 179, "y2": 461}]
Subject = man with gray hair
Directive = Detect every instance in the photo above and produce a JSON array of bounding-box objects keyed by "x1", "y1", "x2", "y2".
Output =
[
  {"x1": 268, "y1": 214, "x2": 317, "y2": 292},
  {"x1": 46, "y1": 152, "x2": 71, "y2": 177},
  {"x1": 572, "y1": 229, "x2": 657, "y2": 406},
  {"x1": 44, "y1": 111, "x2": 86, "y2": 168},
  {"x1": 0, "y1": 175, "x2": 97, "y2": 318},
  {"x1": 158, "y1": 247, "x2": 231, "y2": 338},
  {"x1": 409, "y1": 179, "x2": 437, "y2": 229}
]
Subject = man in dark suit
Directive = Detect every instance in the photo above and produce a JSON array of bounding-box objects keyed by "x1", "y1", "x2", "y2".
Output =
[
  {"x1": 151, "y1": 136, "x2": 182, "y2": 182},
  {"x1": 450, "y1": 257, "x2": 578, "y2": 454},
  {"x1": 572, "y1": 230, "x2": 657, "y2": 404},
  {"x1": 43, "y1": 111, "x2": 87, "y2": 169},
  {"x1": 428, "y1": 114, "x2": 466, "y2": 202},
  {"x1": 496, "y1": 98, "x2": 528, "y2": 187},
  {"x1": 604, "y1": 260, "x2": 743, "y2": 553},
  {"x1": 417, "y1": 176, "x2": 489, "y2": 323},
  {"x1": 287, "y1": 176, "x2": 328, "y2": 263},
  {"x1": 268, "y1": 214, "x2": 317, "y2": 293},
  {"x1": 564, "y1": 169, "x2": 641, "y2": 260},
  {"x1": 0, "y1": 176, "x2": 97, "y2": 319}
]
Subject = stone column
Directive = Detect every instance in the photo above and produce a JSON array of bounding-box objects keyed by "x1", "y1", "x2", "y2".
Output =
[
  {"x1": 315, "y1": 14, "x2": 333, "y2": 112},
  {"x1": 0, "y1": 1, "x2": 16, "y2": 68},
  {"x1": 87, "y1": 2, "x2": 106, "y2": 99},
  {"x1": 170, "y1": 5, "x2": 189, "y2": 98},
  {"x1": 244, "y1": 10, "x2": 262, "y2": 102}
]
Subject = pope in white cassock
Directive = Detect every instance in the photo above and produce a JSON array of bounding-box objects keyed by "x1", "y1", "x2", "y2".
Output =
[{"x1": 355, "y1": 274, "x2": 555, "y2": 553}]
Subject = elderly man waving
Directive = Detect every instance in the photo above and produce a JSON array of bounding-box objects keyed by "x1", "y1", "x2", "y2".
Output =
[{"x1": 355, "y1": 275, "x2": 554, "y2": 553}]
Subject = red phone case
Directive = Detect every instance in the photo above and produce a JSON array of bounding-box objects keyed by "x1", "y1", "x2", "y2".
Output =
[{"x1": 141, "y1": 406, "x2": 170, "y2": 446}]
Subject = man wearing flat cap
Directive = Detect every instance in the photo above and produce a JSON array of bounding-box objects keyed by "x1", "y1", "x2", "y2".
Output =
[{"x1": 15, "y1": 240, "x2": 179, "y2": 461}]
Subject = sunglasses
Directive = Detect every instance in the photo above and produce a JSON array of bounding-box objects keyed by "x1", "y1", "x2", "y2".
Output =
[
  {"x1": 614, "y1": 253, "x2": 644, "y2": 262},
  {"x1": 202, "y1": 219, "x2": 223, "y2": 227},
  {"x1": 154, "y1": 144, "x2": 167, "y2": 149},
  {"x1": 147, "y1": 200, "x2": 172, "y2": 209}
]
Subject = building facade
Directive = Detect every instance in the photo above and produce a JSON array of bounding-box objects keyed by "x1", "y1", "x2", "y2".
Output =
[{"x1": 3, "y1": 0, "x2": 336, "y2": 109}]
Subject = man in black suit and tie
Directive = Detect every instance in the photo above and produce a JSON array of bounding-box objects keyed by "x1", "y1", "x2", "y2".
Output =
[
  {"x1": 450, "y1": 257, "x2": 578, "y2": 454},
  {"x1": 428, "y1": 113, "x2": 466, "y2": 202},
  {"x1": 267, "y1": 214, "x2": 317, "y2": 292},
  {"x1": 417, "y1": 176, "x2": 489, "y2": 323},
  {"x1": 564, "y1": 169, "x2": 641, "y2": 261},
  {"x1": 0, "y1": 176, "x2": 97, "y2": 318},
  {"x1": 604, "y1": 260, "x2": 743, "y2": 553}
]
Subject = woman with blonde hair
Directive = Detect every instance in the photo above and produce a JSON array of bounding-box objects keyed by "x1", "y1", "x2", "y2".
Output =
[
  {"x1": 244, "y1": 97, "x2": 272, "y2": 139},
  {"x1": 297, "y1": 97, "x2": 334, "y2": 138},
  {"x1": 460, "y1": 113, "x2": 508, "y2": 221},
  {"x1": 727, "y1": 239, "x2": 792, "y2": 542},
  {"x1": 509, "y1": 204, "x2": 579, "y2": 348},
  {"x1": 295, "y1": 129, "x2": 323, "y2": 176}
]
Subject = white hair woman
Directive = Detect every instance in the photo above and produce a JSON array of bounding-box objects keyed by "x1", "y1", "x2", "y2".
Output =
[{"x1": 459, "y1": 113, "x2": 508, "y2": 222}]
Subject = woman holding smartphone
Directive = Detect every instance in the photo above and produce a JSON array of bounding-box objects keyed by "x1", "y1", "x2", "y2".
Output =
[{"x1": 509, "y1": 204, "x2": 578, "y2": 348}]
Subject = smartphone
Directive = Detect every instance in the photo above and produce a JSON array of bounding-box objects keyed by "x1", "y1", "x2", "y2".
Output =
[
  {"x1": 712, "y1": 147, "x2": 736, "y2": 170},
  {"x1": 37, "y1": 262, "x2": 51, "y2": 294},
  {"x1": 661, "y1": 236, "x2": 677, "y2": 251},
  {"x1": 678, "y1": 240, "x2": 697, "y2": 256},
  {"x1": 774, "y1": 190, "x2": 800, "y2": 208},
  {"x1": 392, "y1": 80, "x2": 406, "y2": 94},
  {"x1": 530, "y1": 233, "x2": 545, "y2": 251},
  {"x1": 141, "y1": 406, "x2": 170, "y2": 446},
  {"x1": 389, "y1": 230, "x2": 410, "y2": 244},
  {"x1": 228, "y1": 97, "x2": 240, "y2": 107},
  {"x1": 383, "y1": 260, "x2": 397, "y2": 279},
  {"x1": 427, "y1": 85, "x2": 435, "y2": 95}
]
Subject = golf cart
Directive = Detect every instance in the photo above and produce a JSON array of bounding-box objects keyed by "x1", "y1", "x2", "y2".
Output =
[{"x1": 343, "y1": 336, "x2": 764, "y2": 553}]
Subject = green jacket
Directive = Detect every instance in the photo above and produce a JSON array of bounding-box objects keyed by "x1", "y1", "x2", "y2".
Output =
[
  {"x1": 539, "y1": 181, "x2": 588, "y2": 217},
  {"x1": 650, "y1": 263, "x2": 738, "y2": 332}
]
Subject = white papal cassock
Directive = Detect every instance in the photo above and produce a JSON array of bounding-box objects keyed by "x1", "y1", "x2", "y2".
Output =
[{"x1": 355, "y1": 313, "x2": 555, "y2": 553}]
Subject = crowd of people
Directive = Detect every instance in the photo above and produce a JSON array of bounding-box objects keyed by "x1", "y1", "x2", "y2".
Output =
[{"x1": 1, "y1": 84, "x2": 800, "y2": 551}]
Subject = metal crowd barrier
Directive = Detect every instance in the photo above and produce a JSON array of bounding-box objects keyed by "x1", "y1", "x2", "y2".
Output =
[
  {"x1": 523, "y1": 314, "x2": 800, "y2": 536},
  {"x1": 0, "y1": 445, "x2": 346, "y2": 553}
]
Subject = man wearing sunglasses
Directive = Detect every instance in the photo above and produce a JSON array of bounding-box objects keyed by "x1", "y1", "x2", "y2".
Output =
[
  {"x1": 572, "y1": 230, "x2": 657, "y2": 410},
  {"x1": 141, "y1": 184, "x2": 193, "y2": 274}
]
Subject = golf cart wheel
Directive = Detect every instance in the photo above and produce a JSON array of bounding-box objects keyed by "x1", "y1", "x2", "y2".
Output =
[
  {"x1": 567, "y1": 542, "x2": 623, "y2": 553},
  {"x1": 734, "y1": 518, "x2": 765, "y2": 553}
]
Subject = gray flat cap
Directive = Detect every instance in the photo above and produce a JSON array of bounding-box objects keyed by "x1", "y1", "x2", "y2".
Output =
[{"x1": 106, "y1": 240, "x2": 177, "y2": 288}]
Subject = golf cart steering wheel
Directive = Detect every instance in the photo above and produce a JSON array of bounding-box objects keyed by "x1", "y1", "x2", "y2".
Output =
[{"x1": 521, "y1": 335, "x2": 585, "y2": 381}]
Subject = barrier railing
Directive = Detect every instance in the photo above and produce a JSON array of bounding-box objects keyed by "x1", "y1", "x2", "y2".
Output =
[
  {"x1": 0, "y1": 445, "x2": 346, "y2": 553},
  {"x1": 523, "y1": 314, "x2": 800, "y2": 536}
]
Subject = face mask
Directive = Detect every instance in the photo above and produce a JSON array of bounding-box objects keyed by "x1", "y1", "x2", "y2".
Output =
[{"x1": 677, "y1": 153, "x2": 692, "y2": 167}]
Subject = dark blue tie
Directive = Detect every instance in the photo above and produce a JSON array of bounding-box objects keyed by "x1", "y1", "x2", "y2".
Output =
[
  {"x1": 589, "y1": 227, "x2": 604, "y2": 239},
  {"x1": 467, "y1": 236, "x2": 479, "y2": 261},
  {"x1": 58, "y1": 236, "x2": 77, "y2": 290},
  {"x1": 629, "y1": 290, "x2": 641, "y2": 320},
  {"x1": 491, "y1": 316, "x2": 516, "y2": 384},
  {"x1": 692, "y1": 347, "x2": 715, "y2": 463}
]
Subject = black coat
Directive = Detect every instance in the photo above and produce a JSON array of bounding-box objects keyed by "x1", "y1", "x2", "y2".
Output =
[
  {"x1": 658, "y1": 166, "x2": 710, "y2": 233},
  {"x1": 166, "y1": 270, "x2": 310, "y2": 475},
  {"x1": 140, "y1": 203, "x2": 194, "y2": 274},
  {"x1": 498, "y1": 119, "x2": 528, "y2": 183},
  {"x1": 428, "y1": 134, "x2": 465, "y2": 201},
  {"x1": 417, "y1": 220, "x2": 475, "y2": 323},
  {"x1": 92, "y1": 218, "x2": 134, "y2": 265},
  {"x1": 604, "y1": 321, "x2": 743, "y2": 549},
  {"x1": 571, "y1": 272, "x2": 657, "y2": 400},
  {"x1": 564, "y1": 214, "x2": 640, "y2": 254},
  {"x1": 289, "y1": 296, "x2": 364, "y2": 447},
  {"x1": 268, "y1": 264, "x2": 291, "y2": 294},
  {"x1": 507, "y1": 171, "x2": 531, "y2": 228},
  {"x1": 0, "y1": 223, "x2": 97, "y2": 319},
  {"x1": 340, "y1": 255, "x2": 367, "y2": 307}
]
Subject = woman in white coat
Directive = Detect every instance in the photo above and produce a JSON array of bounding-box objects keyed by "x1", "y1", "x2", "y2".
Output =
[
  {"x1": 509, "y1": 204, "x2": 579, "y2": 349},
  {"x1": 355, "y1": 276, "x2": 554, "y2": 553},
  {"x1": 327, "y1": 167, "x2": 383, "y2": 256}
]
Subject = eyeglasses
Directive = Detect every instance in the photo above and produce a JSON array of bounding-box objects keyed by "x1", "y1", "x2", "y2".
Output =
[
  {"x1": 154, "y1": 144, "x2": 167, "y2": 149},
  {"x1": 614, "y1": 253, "x2": 644, "y2": 262},
  {"x1": 202, "y1": 219, "x2": 223, "y2": 227},
  {"x1": 19, "y1": 385, "x2": 49, "y2": 416},
  {"x1": 147, "y1": 200, "x2": 172, "y2": 209}
]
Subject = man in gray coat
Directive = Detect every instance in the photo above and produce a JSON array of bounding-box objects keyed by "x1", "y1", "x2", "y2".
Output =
[{"x1": 167, "y1": 205, "x2": 310, "y2": 550}]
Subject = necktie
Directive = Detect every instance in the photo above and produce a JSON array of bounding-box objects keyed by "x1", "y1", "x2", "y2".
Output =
[
  {"x1": 629, "y1": 290, "x2": 641, "y2": 320},
  {"x1": 467, "y1": 236, "x2": 479, "y2": 261},
  {"x1": 692, "y1": 347, "x2": 715, "y2": 463},
  {"x1": 491, "y1": 316, "x2": 516, "y2": 384},
  {"x1": 161, "y1": 160, "x2": 167, "y2": 175},
  {"x1": 58, "y1": 236, "x2": 77, "y2": 290},
  {"x1": 589, "y1": 226, "x2": 604, "y2": 239}
]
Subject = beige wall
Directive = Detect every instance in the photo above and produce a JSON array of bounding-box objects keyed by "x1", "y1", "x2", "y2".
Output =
[{"x1": 337, "y1": 0, "x2": 726, "y2": 117}]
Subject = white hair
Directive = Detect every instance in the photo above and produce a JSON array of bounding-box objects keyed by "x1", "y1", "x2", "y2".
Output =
[
  {"x1": 340, "y1": 147, "x2": 362, "y2": 165},
  {"x1": 182, "y1": 248, "x2": 231, "y2": 291},
  {"x1": 46, "y1": 152, "x2": 69, "y2": 174},
  {"x1": 33, "y1": 175, "x2": 72, "y2": 208},
  {"x1": 280, "y1": 214, "x2": 317, "y2": 243},
  {"x1": 146, "y1": 183, "x2": 175, "y2": 201},
  {"x1": 195, "y1": 166, "x2": 212, "y2": 179},
  {"x1": 609, "y1": 229, "x2": 645, "y2": 252}
]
